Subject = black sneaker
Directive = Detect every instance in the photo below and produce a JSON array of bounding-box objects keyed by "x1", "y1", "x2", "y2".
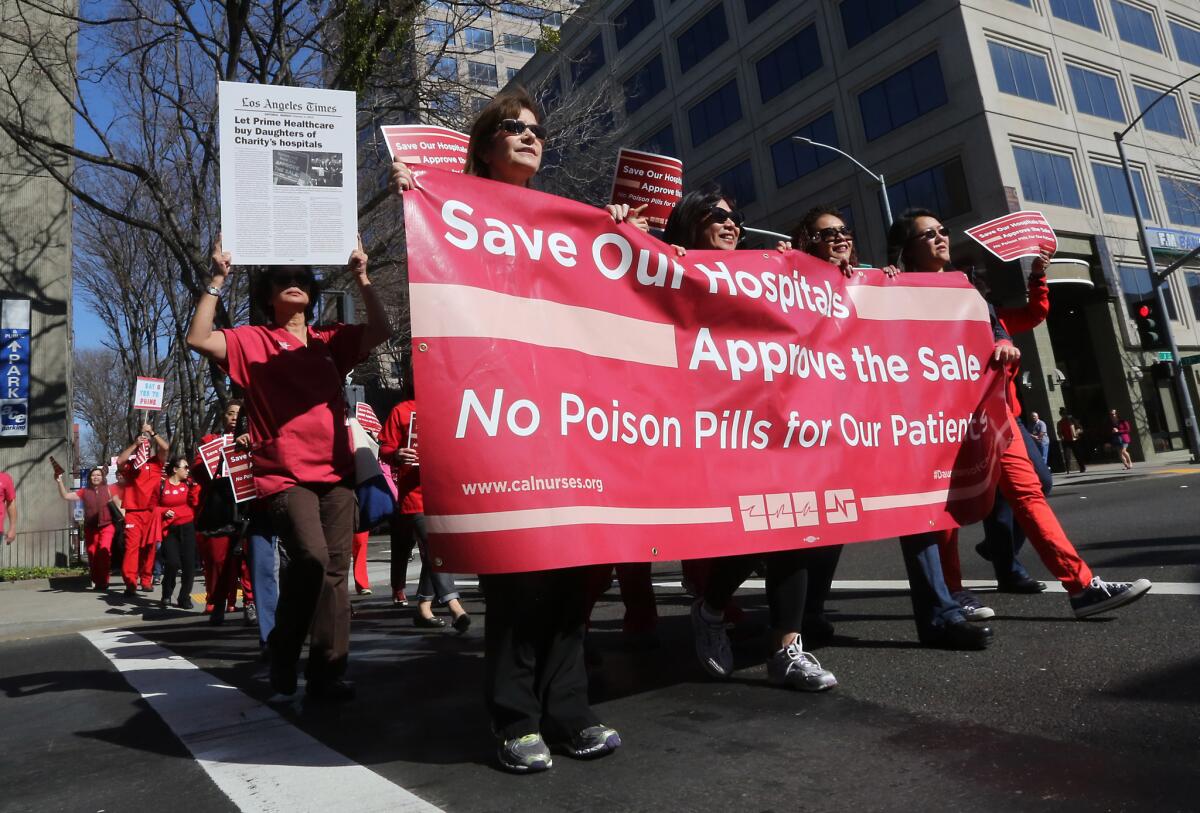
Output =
[
  {"x1": 177, "y1": 596, "x2": 194, "y2": 610},
  {"x1": 562, "y1": 725, "x2": 621, "y2": 759},
  {"x1": 997, "y1": 575, "x2": 1047, "y2": 594},
  {"x1": 244, "y1": 602, "x2": 258, "y2": 626},
  {"x1": 1070, "y1": 577, "x2": 1151, "y2": 619},
  {"x1": 306, "y1": 679, "x2": 356, "y2": 702},
  {"x1": 919, "y1": 620, "x2": 994, "y2": 650}
]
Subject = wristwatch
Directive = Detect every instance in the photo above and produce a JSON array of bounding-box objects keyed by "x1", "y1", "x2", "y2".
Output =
[{"x1": 205, "y1": 285, "x2": 222, "y2": 297}]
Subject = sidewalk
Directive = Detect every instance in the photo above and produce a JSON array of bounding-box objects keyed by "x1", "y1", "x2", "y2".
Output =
[
  {"x1": 0, "y1": 536, "x2": 404, "y2": 643},
  {"x1": 1051, "y1": 448, "x2": 1196, "y2": 486}
]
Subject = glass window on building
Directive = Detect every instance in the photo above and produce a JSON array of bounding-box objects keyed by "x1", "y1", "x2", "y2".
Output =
[
  {"x1": 1172, "y1": 21, "x2": 1200, "y2": 66},
  {"x1": 756, "y1": 26, "x2": 821, "y2": 103},
  {"x1": 886, "y1": 157, "x2": 971, "y2": 219},
  {"x1": 464, "y1": 27, "x2": 494, "y2": 50},
  {"x1": 1048, "y1": 0, "x2": 1101, "y2": 31},
  {"x1": 425, "y1": 19, "x2": 453, "y2": 45},
  {"x1": 538, "y1": 73, "x2": 563, "y2": 113},
  {"x1": 614, "y1": 0, "x2": 656, "y2": 50},
  {"x1": 1194, "y1": 100, "x2": 1200, "y2": 131},
  {"x1": 1013, "y1": 146, "x2": 1083, "y2": 208},
  {"x1": 571, "y1": 35, "x2": 606, "y2": 87},
  {"x1": 503, "y1": 33, "x2": 538, "y2": 54},
  {"x1": 769, "y1": 111, "x2": 839, "y2": 188},
  {"x1": 1160, "y1": 176, "x2": 1200, "y2": 227},
  {"x1": 471, "y1": 97, "x2": 491, "y2": 114},
  {"x1": 1092, "y1": 162, "x2": 1151, "y2": 218},
  {"x1": 710, "y1": 159, "x2": 757, "y2": 206},
  {"x1": 640, "y1": 123, "x2": 677, "y2": 157},
  {"x1": 507, "y1": 67, "x2": 520, "y2": 82},
  {"x1": 676, "y1": 3, "x2": 729, "y2": 75},
  {"x1": 744, "y1": 0, "x2": 780, "y2": 22},
  {"x1": 1120, "y1": 265, "x2": 1177, "y2": 320},
  {"x1": 468, "y1": 61, "x2": 498, "y2": 86},
  {"x1": 858, "y1": 52, "x2": 947, "y2": 141},
  {"x1": 1110, "y1": 1, "x2": 1161, "y2": 52},
  {"x1": 688, "y1": 79, "x2": 742, "y2": 146},
  {"x1": 624, "y1": 54, "x2": 667, "y2": 114},
  {"x1": 988, "y1": 42, "x2": 1055, "y2": 104},
  {"x1": 1134, "y1": 86, "x2": 1187, "y2": 137},
  {"x1": 840, "y1": 0, "x2": 923, "y2": 49},
  {"x1": 426, "y1": 54, "x2": 458, "y2": 80},
  {"x1": 1186, "y1": 271, "x2": 1200, "y2": 321},
  {"x1": 1066, "y1": 65, "x2": 1125, "y2": 121}
]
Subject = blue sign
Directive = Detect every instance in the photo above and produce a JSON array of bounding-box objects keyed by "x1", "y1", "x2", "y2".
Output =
[
  {"x1": 0, "y1": 300, "x2": 31, "y2": 438},
  {"x1": 1147, "y1": 227, "x2": 1200, "y2": 255}
]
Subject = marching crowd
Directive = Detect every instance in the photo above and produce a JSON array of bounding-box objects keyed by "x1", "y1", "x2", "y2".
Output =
[{"x1": 65, "y1": 87, "x2": 1154, "y2": 774}]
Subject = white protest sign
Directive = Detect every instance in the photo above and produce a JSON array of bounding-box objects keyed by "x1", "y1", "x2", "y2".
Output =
[{"x1": 133, "y1": 376, "x2": 165, "y2": 411}]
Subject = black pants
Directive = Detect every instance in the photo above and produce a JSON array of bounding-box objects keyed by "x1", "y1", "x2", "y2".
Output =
[
  {"x1": 703, "y1": 547, "x2": 837, "y2": 632},
  {"x1": 266, "y1": 483, "x2": 355, "y2": 683},
  {"x1": 160, "y1": 522, "x2": 196, "y2": 603},
  {"x1": 481, "y1": 567, "x2": 598, "y2": 741}
]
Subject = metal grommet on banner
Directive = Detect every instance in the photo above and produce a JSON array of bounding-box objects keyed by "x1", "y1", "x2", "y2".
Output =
[
  {"x1": 928, "y1": 520, "x2": 935, "y2": 526},
  {"x1": 651, "y1": 547, "x2": 659, "y2": 556},
  {"x1": 418, "y1": 342, "x2": 428, "y2": 352},
  {"x1": 434, "y1": 557, "x2": 443, "y2": 567}
]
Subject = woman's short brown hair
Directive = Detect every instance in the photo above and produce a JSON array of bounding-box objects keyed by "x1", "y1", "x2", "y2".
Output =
[{"x1": 463, "y1": 86, "x2": 543, "y2": 181}]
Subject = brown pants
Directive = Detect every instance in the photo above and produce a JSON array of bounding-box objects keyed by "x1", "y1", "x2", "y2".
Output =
[{"x1": 266, "y1": 482, "x2": 355, "y2": 683}]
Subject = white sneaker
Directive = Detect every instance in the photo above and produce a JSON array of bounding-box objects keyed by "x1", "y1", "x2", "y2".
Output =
[
  {"x1": 766, "y1": 642, "x2": 838, "y2": 692},
  {"x1": 690, "y1": 599, "x2": 732, "y2": 678}
]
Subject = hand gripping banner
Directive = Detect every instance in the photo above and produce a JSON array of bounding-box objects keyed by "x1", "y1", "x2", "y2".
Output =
[{"x1": 403, "y1": 170, "x2": 1009, "y2": 574}]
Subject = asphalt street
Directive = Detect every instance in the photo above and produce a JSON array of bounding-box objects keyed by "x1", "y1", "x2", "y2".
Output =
[{"x1": 1, "y1": 470, "x2": 1196, "y2": 813}]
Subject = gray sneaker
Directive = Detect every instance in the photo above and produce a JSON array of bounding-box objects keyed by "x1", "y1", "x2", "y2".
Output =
[
  {"x1": 766, "y1": 642, "x2": 838, "y2": 692},
  {"x1": 563, "y1": 725, "x2": 621, "y2": 758},
  {"x1": 953, "y1": 591, "x2": 995, "y2": 621},
  {"x1": 497, "y1": 733, "x2": 552, "y2": 773},
  {"x1": 1071, "y1": 577, "x2": 1152, "y2": 619},
  {"x1": 690, "y1": 599, "x2": 733, "y2": 678}
]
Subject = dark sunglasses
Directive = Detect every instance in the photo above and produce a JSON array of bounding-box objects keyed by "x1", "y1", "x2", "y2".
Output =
[
  {"x1": 706, "y1": 207, "x2": 745, "y2": 229},
  {"x1": 497, "y1": 118, "x2": 548, "y2": 141},
  {"x1": 269, "y1": 272, "x2": 312, "y2": 288},
  {"x1": 811, "y1": 225, "x2": 854, "y2": 243},
  {"x1": 913, "y1": 226, "x2": 950, "y2": 241}
]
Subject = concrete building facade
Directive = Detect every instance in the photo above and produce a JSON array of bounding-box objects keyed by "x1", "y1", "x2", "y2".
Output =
[
  {"x1": 0, "y1": 1, "x2": 76, "y2": 566},
  {"x1": 514, "y1": 0, "x2": 1200, "y2": 465}
]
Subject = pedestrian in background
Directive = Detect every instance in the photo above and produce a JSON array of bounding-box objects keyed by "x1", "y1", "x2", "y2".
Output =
[
  {"x1": 1057, "y1": 408, "x2": 1086, "y2": 473},
  {"x1": 115, "y1": 423, "x2": 169, "y2": 596},
  {"x1": 0, "y1": 469, "x2": 15, "y2": 545},
  {"x1": 1028, "y1": 411, "x2": 1050, "y2": 465},
  {"x1": 56, "y1": 467, "x2": 116, "y2": 591},
  {"x1": 1109, "y1": 409, "x2": 1133, "y2": 469},
  {"x1": 156, "y1": 456, "x2": 200, "y2": 609},
  {"x1": 194, "y1": 400, "x2": 251, "y2": 624}
]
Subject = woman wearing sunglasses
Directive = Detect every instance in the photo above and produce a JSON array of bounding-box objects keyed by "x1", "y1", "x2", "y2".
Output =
[
  {"x1": 391, "y1": 88, "x2": 622, "y2": 774},
  {"x1": 663, "y1": 184, "x2": 839, "y2": 692},
  {"x1": 155, "y1": 456, "x2": 200, "y2": 611},
  {"x1": 187, "y1": 233, "x2": 392, "y2": 702},
  {"x1": 887, "y1": 209, "x2": 1151, "y2": 621}
]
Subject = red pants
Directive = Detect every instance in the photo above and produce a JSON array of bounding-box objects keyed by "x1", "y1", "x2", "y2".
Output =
[
  {"x1": 85, "y1": 524, "x2": 115, "y2": 589},
  {"x1": 121, "y1": 510, "x2": 157, "y2": 590},
  {"x1": 352, "y1": 531, "x2": 370, "y2": 592},
  {"x1": 584, "y1": 563, "x2": 658, "y2": 634},
  {"x1": 199, "y1": 534, "x2": 243, "y2": 611},
  {"x1": 997, "y1": 413, "x2": 1092, "y2": 593}
]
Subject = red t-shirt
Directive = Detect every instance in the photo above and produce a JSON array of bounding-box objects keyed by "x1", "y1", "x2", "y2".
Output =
[
  {"x1": 218, "y1": 323, "x2": 366, "y2": 498},
  {"x1": 120, "y1": 460, "x2": 163, "y2": 511},
  {"x1": 379, "y1": 400, "x2": 422, "y2": 514},
  {"x1": 0, "y1": 472, "x2": 13, "y2": 534},
  {"x1": 156, "y1": 479, "x2": 199, "y2": 526}
]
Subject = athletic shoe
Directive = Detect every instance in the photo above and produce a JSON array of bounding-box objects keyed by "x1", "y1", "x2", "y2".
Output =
[
  {"x1": 357, "y1": 587, "x2": 373, "y2": 596},
  {"x1": 1070, "y1": 577, "x2": 1152, "y2": 619},
  {"x1": 392, "y1": 589, "x2": 408, "y2": 607},
  {"x1": 244, "y1": 602, "x2": 258, "y2": 625},
  {"x1": 177, "y1": 596, "x2": 194, "y2": 610},
  {"x1": 497, "y1": 733, "x2": 553, "y2": 773},
  {"x1": 997, "y1": 575, "x2": 1047, "y2": 594},
  {"x1": 953, "y1": 591, "x2": 995, "y2": 621},
  {"x1": 562, "y1": 725, "x2": 621, "y2": 759},
  {"x1": 919, "y1": 620, "x2": 993, "y2": 650},
  {"x1": 152, "y1": 575, "x2": 162, "y2": 586},
  {"x1": 690, "y1": 599, "x2": 733, "y2": 678},
  {"x1": 766, "y1": 642, "x2": 838, "y2": 691}
]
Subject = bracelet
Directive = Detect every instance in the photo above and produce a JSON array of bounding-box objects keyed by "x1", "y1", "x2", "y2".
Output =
[{"x1": 205, "y1": 285, "x2": 222, "y2": 297}]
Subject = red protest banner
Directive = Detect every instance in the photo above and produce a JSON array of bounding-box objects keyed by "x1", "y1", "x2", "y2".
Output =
[
  {"x1": 197, "y1": 435, "x2": 228, "y2": 478},
  {"x1": 609, "y1": 148, "x2": 683, "y2": 229},
  {"x1": 355, "y1": 402, "x2": 383, "y2": 435},
  {"x1": 965, "y1": 211, "x2": 1057, "y2": 261},
  {"x1": 403, "y1": 170, "x2": 1009, "y2": 574},
  {"x1": 380, "y1": 125, "x2": 469, "y2": 174},
  {"x1": 222, "y1": 445, "x2": 256, "y2": 503}
]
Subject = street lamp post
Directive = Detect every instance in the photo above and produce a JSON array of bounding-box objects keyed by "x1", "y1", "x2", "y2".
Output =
[
  {"x1": 792, "y1": 136, "x2": 893, "y2": 229},
  {"x1": 1113, "y1": 68, "x2": 1200, "y2": 463}
]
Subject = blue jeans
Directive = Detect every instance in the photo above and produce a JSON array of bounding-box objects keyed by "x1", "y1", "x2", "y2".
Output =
[
  {"x1": 247, "y1": 522, "x2": 281, "y2": 646},
  {"x1": 982, "y1": 421, "x2": 1052, "y2": 582},
  {"x1": 899, "y1": 533, "x2": 965, "y2": 634}
]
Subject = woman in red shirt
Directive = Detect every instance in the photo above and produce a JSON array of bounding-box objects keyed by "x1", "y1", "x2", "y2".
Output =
[
  {"x1": 186, "y1": 235, "x2": 391, "y2": 702},
  {"x1": 156, "y1": 456, "x2": 200, "y2": 609},
  {"x1": 56, "y1": 466, "x2": 119, "y2": 591}
]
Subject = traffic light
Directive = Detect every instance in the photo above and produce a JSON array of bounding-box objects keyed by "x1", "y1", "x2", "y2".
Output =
[{"x1": 1133, "y1": 299, "x2": 1167, "y2": 349}]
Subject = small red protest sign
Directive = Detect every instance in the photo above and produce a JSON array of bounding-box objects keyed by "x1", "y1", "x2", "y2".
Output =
[
  {"x1": 966, "y1": 211, "x2": 1057, "y2": 262},
  {"x1": 380, "y1": 125, "x2": 470, "y2": 174},
  {"x1": 609, "y1": 148, "x2": 683, "y2": 229}
]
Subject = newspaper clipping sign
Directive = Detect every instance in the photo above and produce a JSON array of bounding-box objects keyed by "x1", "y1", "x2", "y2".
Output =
[{"x1": 218, "y1": 81, "x2": 358, "y2": 266}]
